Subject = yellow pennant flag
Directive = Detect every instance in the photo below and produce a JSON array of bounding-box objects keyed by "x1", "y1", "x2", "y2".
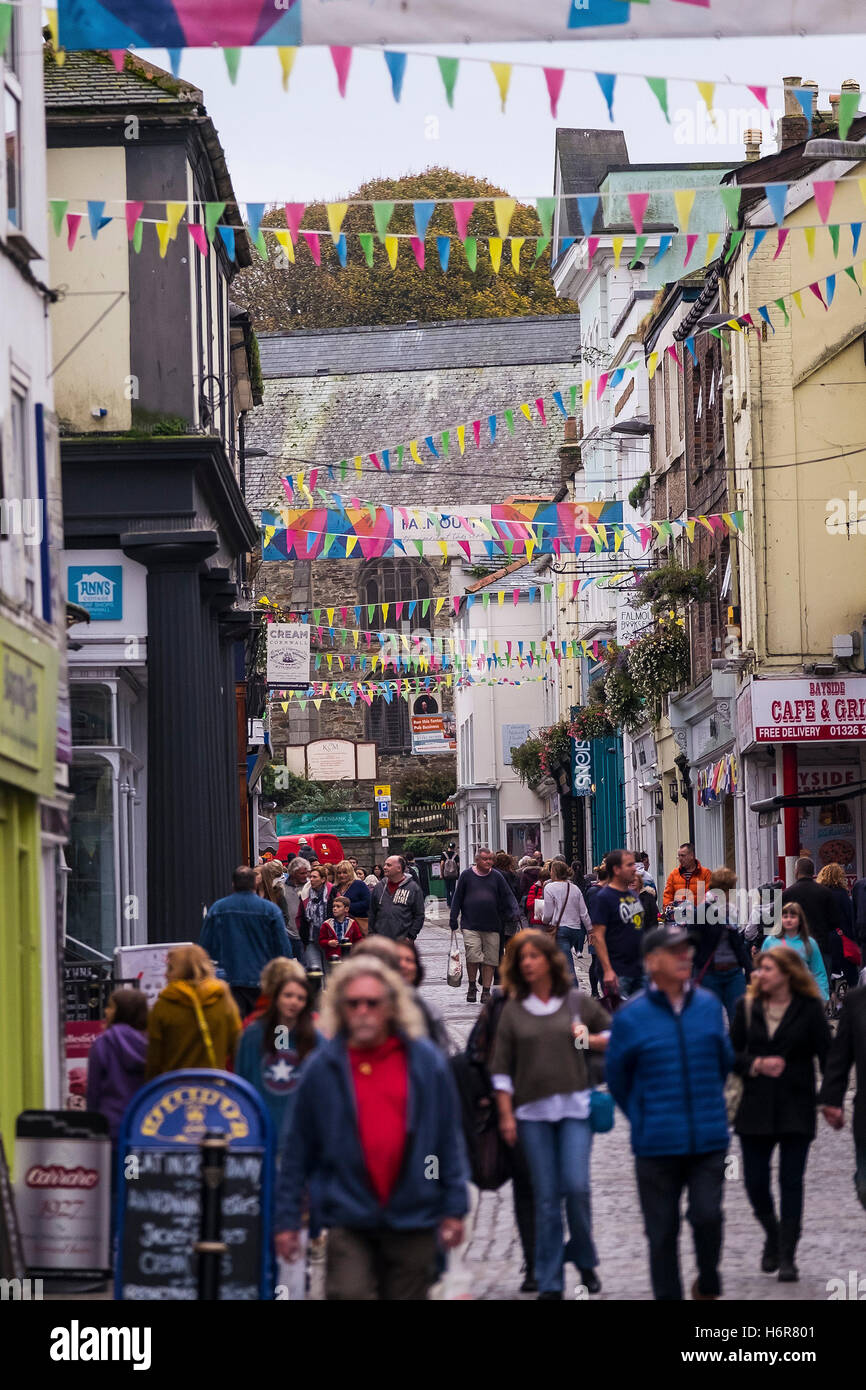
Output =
[
  {"x1": 791, "y1": 290, "x2": 804, "y2": 316},
  {"x1": 490, "y1": 62, "x2": 512, "y2": 111},
  {"x1": 673, "y1": 188, "x2": 696, "y2": 234},
  {"x1": 582, "y1": 379, "x2": 592, "y2": 408},
  {"x1": 346, "y1": 535, "x2": 358, "y2": 556},
  {"x1": 859, "y1": 178, "x2": 866, "y2": 210},
  {"x1": 385, "y1": 236, "x2": 399, "y2": 269},
  {"x1": 353, "y1": 630, "x2": 359, "y2": 648},
  {"x1": 326, "y1": 607, "x2": 334, "y2": 625},
  {"x1": 382, "y1": 603, "x2": 389, "y2": 622},
  {"x1": 494, "y1": 197, "x2": 516, "y2": 239},
  {"x1": 614, "y1": 527, "x2": 624, "y2": 552},
  {"x1": 497, "y1": 591, "x2": 505, "y2": 606},
  {"x1": 155, "y1": 221, "x2": 171, "y2": 258},
  {"x1": 726, "y1": 319, "x2": 744, "y2": 332},
  {"x1": 647, "y1": 351, "x2": 660, "y2": 380},
  {"x1": 705, "y1": 232, "x2": 720, "y2": 264},
  {"x1": 410, "y1": 440, "x2": 422, "y2": 465},
  {"x1": 511, "y1": 236, "x2": 525, "y2": 271},
  {"x1": 46, "y1": 9, "x2": 66, "y2": 65},
  {"x1": 313, "y1": 699, "x2": 322, "y2": 710},
  {"x1": 165, "y1": 201, "x2": 186, "y2": 239},
  {"x1": 612, "y1": 235, "x2": 624, "y2": 268},
  {"x1": 326, "y1": 202, "x2": 348, "y2": 242},
  {"x1": 278, "y1": 48, "x2": 297, "y2": 91},
  {"x1": 457, "y1": 425, "x2": 466, "y2": 455},
  {"x1": 435, "y1": 597, "x2": 445, "y2": 615},
  {"x1": 684, "y1": 519, "x2": 697, "y2": 541},
  {"x1": 557, "y1": 581, "x2": 565, "y2": 598},
  {"x1": 520, "y1": 403, "x2": 532, "y2": 421},
  {"x1": 489, "y1": 237, "x2": 503, "y2": 273},
  {"x1": 696, "y1": 80, "x2": 716, "y2": 118},
  {"x1": 326, "y1": 654, "x2": 333, "y2": 669},
  {"x1": 437, "y1": 538, "x2": 448, "y2": 559},
  {"x1": 273, "y1": 229, "x2": 295, "y2": 262},
  {"x1": 804, "y1": 226, "x2": 816, "y2": 258},
  {"x1": 525, "y1": 538, "x2": 536, "y2": 562},
  {"x1": 281, "y1": 702, "x2": 289, "y2": 712}
]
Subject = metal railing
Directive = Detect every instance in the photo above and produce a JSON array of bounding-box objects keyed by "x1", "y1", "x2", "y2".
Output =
[{"x1": 391, "y1": 802, "x2": 457, "y2": 834}]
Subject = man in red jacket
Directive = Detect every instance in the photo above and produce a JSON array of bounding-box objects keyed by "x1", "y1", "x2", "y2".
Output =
[{"x1": 662, "y1": 843, "x2": 713, "y2": 915}]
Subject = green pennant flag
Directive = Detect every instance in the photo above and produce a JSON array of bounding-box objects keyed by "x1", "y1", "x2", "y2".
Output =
[
  {"x1": 396, "y1": 444, "x2": 404, "y2": 469},
  {"x1": 49, "y1": 200, "x2": 68, "y2": 236},
  {"x1": 535, "y1": 197, "x2": 555, "y2": 240},
  {"x1": 774, "y1": 296, "x2": 790, "y2": 325},
  {"x1": 255, "y1": 229, "x2": 268, "y2": 261},
  {"x1": 646, "y1": 76, "x2": 670, "y2": 122},
  {"x1": 441, "y1": 430, "x2": 450, "y2": 457},
  {"x1": 844, "y1": 265, "x2": 862, "y2": 294},
  {"x1": 365, "y1": 503, "x2": 376, "y2": 524},
  {"x1": 0, "y1": 4, "x2": 12, "y2": 50},
  {"x1": 464, "y1": 236, "x2": 477, "y2": 271},
  {"x1": 413, "y1": 539, "x2": 424, "y2": 556},
  {"x1": 133, "y1": 219, "x2": 143, "y2": 253},
  {"x1": 205, "y1": 202, "x2": 226, "y2": 242},
  {"x1": 838, "y1": 87, "x2": 859, "y2": 140},
  {"x1": 828, "y1": 224, "x2": 840, "y2": 257},
  {"x1": 719, "y1": 186, "x2": 742, "y2": 225},
  {"x1": 504, "y1": 408, "x2": 514, "y2": 434},
  {"x1": 367, "y1": 604, "x2": 375, "y2": 623},
  {"x1": 504, "y1": 540, "x2": 514, "y2": 557},
  {"x1": 437, "y1": 56, "x2": 459, "y2": 108},
  {"x1": 223, "y1": 48, "x2": 241, "y2": 84},
  {"x1": 298, "y1": 699, "x2": 307, "y2": 711},
  {"x1": 323, "y1": 533, "x2": 335, "y2": 555},
  {"x1": 483, "y1": 592, "x2": 490, "y2": 608},
  {"x1": 422, "y1": 598, "x2": 430, "y2": 617},
  {"x1": 724, "y1": 229, "x2": 746, "y2": 262},
  {"x1": 628, "y1": 236, "x2": 648, "y2": 267},
  {"x1": 534, "y1": 236, "x2": 551, "y2": 261},
  {"x1": 543, "y1": 584, "x2": 552, "y2": 600},
  {"x1": 340, "y1": 458, "x2": 348, "y2": 480},
  {"x1": 312, "y1": 608, "x2": 321, "y2": 623},
  {"x1": 373, "y1": 202, "x2": 395, "y2": 243},
  {"x1": 358, "y1": 232, "x2": 374, "y2": 266}
]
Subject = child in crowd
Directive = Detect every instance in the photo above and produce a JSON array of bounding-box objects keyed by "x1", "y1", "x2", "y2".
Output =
[{"x1": 319, "y1": 894, "x2": 364, "y2": 969}]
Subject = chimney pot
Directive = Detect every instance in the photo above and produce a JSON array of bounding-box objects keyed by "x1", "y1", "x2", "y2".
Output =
[
  {"x1": 842, "y1": 78, "x2": 861, "y2": 95},
  {"x1": 744, "y1": 129, "x2": 762, "y2": 162},
  {"x1": 564, "y1": 416, "x2": 579, "y2": 443}
]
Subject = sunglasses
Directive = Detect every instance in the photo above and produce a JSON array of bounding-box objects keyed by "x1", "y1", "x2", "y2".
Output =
[{"x1": 344, "y1": 996, "x2": 386, "y2": 1011}]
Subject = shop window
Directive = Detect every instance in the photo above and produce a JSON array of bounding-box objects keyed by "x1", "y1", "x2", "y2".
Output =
[
  {"x1": 360, "y1": 559, "x2": 433, "y2": 752},
  {"x1": 71, "y1": 684, "x2": 114, "y2": 745},
  {"x1": 65, "y1": 759, "x2": 116, "y2": 961},
  {"x1": 3, "y1": 12, "x2": 21, "y2": 230}
]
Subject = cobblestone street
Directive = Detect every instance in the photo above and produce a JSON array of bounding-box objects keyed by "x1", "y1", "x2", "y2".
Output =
[{"x1": 417, "y1": 918, "x2": 866, "y2": 1303}]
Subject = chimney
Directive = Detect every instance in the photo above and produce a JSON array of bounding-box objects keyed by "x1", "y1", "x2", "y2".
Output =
[
  {"x1": 829, "y1": 94, "x2": 840, "y2": 124},
  {"x1": 744, "y1": 129, "x2": 762, "y2": 162},
  {"x1": 778, "y1": 77, "x2": 810, "y2": 150},
  {"x1": 840, "y1": 78, "x2": 861, "y2": 129},
  {"x1": 564, "y1": 416, "x2": 578, "y2": 443}
]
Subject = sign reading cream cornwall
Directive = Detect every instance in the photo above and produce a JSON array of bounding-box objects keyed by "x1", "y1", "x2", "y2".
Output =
[
  {"x1": 68, "y1": 566, "x2": 123, "y2": 621},
  {"x1": 58, "y1": 0, "x2": 861, "y2": 50}
]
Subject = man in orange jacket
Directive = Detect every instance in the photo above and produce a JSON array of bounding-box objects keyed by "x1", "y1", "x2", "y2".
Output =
[{"x1": 662, "y1": 843, "x2": 713, "y2": 911}]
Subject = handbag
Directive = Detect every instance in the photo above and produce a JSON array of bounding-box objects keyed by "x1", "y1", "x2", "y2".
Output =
[
  {"x1": 589, "y1": 1089, "x2": 615, "y2": 1134},
  {"x1": 446, "y1": 930, "x2": 464, "y2": 987},
  {"x1": 543, "y1": 882, "x2": 571, "y2": 937},
  {"x1": 568, "y1": 990, "x2": 615, "y2": 1134}
]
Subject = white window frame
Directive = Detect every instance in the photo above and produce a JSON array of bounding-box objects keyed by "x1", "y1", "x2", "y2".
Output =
[{"x1": 2, "y1": 11, "x2": 23, "y2": 234}]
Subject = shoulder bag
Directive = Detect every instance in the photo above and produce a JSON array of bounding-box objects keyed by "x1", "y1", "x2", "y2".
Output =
[
  {"x1": 543, "y1": 882, "x2": 571, "y2": 937},
  {"x1": 567, "y1": 990, "x2": 614, "y2": 1134}
]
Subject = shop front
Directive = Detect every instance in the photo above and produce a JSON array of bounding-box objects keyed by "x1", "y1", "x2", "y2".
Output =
[
  {"x1": 737, "y1": 675, "x2": 866, "y2": 887},
  {"x1": 670, "y1": 672, "x2": 738, "y2": 877},
  {"x1": 0, "y1": 614, "x2": 59, "y2": 1144}
]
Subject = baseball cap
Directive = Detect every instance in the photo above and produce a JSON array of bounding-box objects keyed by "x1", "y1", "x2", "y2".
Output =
[{"x1": 641, "y1": 923, "x2": 697, "y2": 958}]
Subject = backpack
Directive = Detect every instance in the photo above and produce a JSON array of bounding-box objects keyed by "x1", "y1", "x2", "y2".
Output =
[{"x1": 443, "y1": 851, "x2": 459, "y2": 880}]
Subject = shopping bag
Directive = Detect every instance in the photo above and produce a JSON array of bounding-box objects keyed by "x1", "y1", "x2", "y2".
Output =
[{"x1": 447, "y1": 930, "x2": 464, "y2": 987}]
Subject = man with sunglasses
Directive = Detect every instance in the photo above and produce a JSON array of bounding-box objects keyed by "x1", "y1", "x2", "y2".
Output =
[{"x1": 274, "y1": 955, "x2": 468, "y2": 1299}]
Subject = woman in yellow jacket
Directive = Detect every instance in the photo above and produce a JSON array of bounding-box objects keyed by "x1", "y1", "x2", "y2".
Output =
[{"x1": 145, "y1": 945, "x2": 242, "y2": 1078}]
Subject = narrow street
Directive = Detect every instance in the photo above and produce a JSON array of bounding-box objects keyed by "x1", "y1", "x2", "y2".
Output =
[{"x1": 416, "y1": 917, "x2": 865, "y2": 1302}]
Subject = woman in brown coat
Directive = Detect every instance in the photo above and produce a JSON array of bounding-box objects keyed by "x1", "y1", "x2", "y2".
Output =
[{"x1": 145, "y1": 945, "x2": 241, "y2": 1078}]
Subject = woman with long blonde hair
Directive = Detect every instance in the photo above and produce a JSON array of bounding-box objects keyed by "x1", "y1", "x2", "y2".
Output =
[
  {"x1": 333, "y1": 858, "x2": 370, "y2": 933},
  {"x1": 145, "y1": 944, "x2": 241, "y2": 1078},
  {"x1": 816, "y1": 860, "x2": 856, "y2": 939},
  {"x1": 731, "y1": 944, "x2": 831, "y2": 1284}
]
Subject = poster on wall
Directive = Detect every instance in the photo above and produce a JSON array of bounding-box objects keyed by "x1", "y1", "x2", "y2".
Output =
[
  {"x1": 63, "y1": 1020, "x2": 105, "y2": 1110},
  {"x1": 114, "y1": 943, "x2": 194, "y2": 1007},
  {"x1": 506, "y1": 823, "x2": 542, "y2": 861},
  {"x1": 771, "y1": 766, "x2": 861, "y2": 884},
  {"x1": 267, "y1": 623, "x2": 311, "y2": 687},
  {"x1": 411, "y1": 714, "x2": 456, "y2": 755},
  {"x1": 502, "y1": 724, "x2": 532, "y2": 767}
]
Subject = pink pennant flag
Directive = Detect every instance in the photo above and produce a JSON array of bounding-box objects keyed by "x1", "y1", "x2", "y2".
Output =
[
  {"x1": 747, "y1": 85, "x2": 769, "y2": 108},
  {"x1": 513, "y1": 588, "x2": 520, "y2": 606},
  {"x1": 740, "y1": 313, "x2": 755, "y2": 327},
  {"x1": 370, "y1": 452, "x2": 382, "y2": 470},
  {"x1": 596, "y1": 373, "x2": 610, "y2": 399},
  {"x1": 535, "y1": 398, "x2": 546, "y2": 424},
  {"x1": 683, "y1": 233, "x2": 699, "y2": 266},
  {"x1": 627, "y1": 192, "x2": 650, "y2": 236},
  {"x1": 666, "y1": 344, "x2": 683, "y2": 371},
  {"x1": 457, "y1": 540, "x2": 471, "y2": 560},
  {"x1": 572, "y1": 580, "x2": 579, "y2": 599},
  {"x1": 772, "y1": 228, "x2": 789, "y2": 259},
  {"x1": 309, "y1": 468, "x2": 318, "y2": 491},
  {"x1": 66, "y1": 213, "x2": 82, "y2": 250},
  {"x1": 813, "y1": 180, "x2": 836, "y2": 223},
  {"x1": 395, "y1": 603, "x2": 403, "y2": 621},
  {"x1": 340, "y1": 607, "x2": 348, "y2": 624},
  {"x1": 330, "y1": 46, "x2": 352, "y2": 97},
  {"x1": 301, "y1": 230, "x2": 321, "y2": 264},
  {"x1": 808, "y1": 281, "x2": 827, "y2": 308},
  {"x1": 284, "y1": 203, "x2": 305, "y2": 241},
  {"x1": 125, "y1": 201, "x2": 144, "y2": 239},
  {"x1": 453, "y1": 200, "x2": 474, "y2": 241},
  {"x1": 552, "y1": 537, "x2": 561, "y2": 557},
  {"x1": 639, "y1": 526, "x2": 653, "y2": 549},
  {"x1": 543, "y1": 68, "x2": 565, "y2": 118},
  {"x1": 109, "y1": 49, "x2": 126, "y2": 72},
  {"x1": 410, "y1": 236, "x2": 425, "y2": 269},
  {"x1": 587, "y1": 236, "x2": 600, "y2": 266},
  {"x1": 472, "y1": 420, "x2": 481, "y2": 447},
  {"x1": 281, "y1": 477, "x2": 294, "y2": 500},
  {"x1": 452, "y1": 597, "x2": 461, "y2": 615}
]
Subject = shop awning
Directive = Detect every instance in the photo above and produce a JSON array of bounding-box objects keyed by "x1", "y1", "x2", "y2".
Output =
[{"x1": 751, "y1": 780, "x2": 866, "y2": 813}]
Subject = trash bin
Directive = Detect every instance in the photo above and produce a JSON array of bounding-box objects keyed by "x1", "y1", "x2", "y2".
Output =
[{"x1": 416, "y1": 855, "x2": 445, "y2": 899}]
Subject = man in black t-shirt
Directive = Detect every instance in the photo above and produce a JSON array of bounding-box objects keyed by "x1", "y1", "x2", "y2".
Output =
[{"x1": 589, "y1": 849, "x2": 646, "y2": 999}]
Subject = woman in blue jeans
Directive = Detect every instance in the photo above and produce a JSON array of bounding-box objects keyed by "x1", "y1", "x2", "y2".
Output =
[
  {"x1": 541, "y1": 860, "x2": 592, "y2": 982},
  {"x1": 490, "y1": 930, "x2": 611, "y2": 1299},
  {"x1": 692, "y1": 867, "x2": 752, "y2": 1023}
]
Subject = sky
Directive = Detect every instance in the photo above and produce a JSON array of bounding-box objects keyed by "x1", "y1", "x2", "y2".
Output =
[{"x1": 157, "y1": 35, "x2": 866, "y2": 205}]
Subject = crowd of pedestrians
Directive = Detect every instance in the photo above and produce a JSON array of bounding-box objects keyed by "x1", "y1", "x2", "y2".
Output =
[{"x1": 86, "y1": 840, "x2": 866, "y2": 1302}]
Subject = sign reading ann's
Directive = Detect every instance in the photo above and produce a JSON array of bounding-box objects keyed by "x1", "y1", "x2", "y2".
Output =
[
  {"x1": 749, "y1": 677, "x2": 866, "y2": 742},
  {"x1": 67, "y1": 566, "x2": 123, "y2": 621}
]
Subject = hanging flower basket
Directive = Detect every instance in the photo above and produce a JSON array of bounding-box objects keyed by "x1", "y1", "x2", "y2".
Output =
[
  {"x1": 569, "y1": 705, "x2": 614, "y2": 741},
  {"x1": 510, "y1": 736, "x2": 544, "y2": 789},
  {"x1": 627, "y1": 621, "x2": 691, "y2": 722}
]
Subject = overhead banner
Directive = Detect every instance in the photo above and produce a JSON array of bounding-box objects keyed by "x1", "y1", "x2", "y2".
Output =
[
  {"x1": 58, "y1": 0, "x2": 860, "y2": 50},
  {"x1": 266, "y1": 622, "x2": 311, "y2": 686}
]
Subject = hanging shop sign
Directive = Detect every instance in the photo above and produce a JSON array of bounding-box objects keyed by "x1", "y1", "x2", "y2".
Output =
[
  {"x1": 0, "y1": 614, "x2": 59, "y2": 798},
  {"x1": 15, "y1": 1110, "x2": 111, "y2": 1278},
  {"x1": 115, "y1": 1070, "x2": 273, "y2": 1301},
  {"x1": 266, "y1": 623, "x2": 311, "y2": 687},
  {"x1": 411, "y1": 714, "x2": 456, "y2": 756},
  {"x1": 57, "y1": 0, "x2": 864, "y2": 53},
  {"x1": 748, "y1": 677, "x2": 866, "y2": 743},
  {"x1": 571, "y1": 739, "x2": 593, "y2": 797},
  {"x1": 285, "y1": 739, "x2": 378, "y2": 781}
]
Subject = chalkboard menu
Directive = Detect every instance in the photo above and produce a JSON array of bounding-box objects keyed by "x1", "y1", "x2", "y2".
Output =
[
  {"x1": 120, "y1": 1150, "x2": 264, "y2": 1301},
  {"x1": 115, "y1": 1070, "x2": 274, "y2": 1301}
]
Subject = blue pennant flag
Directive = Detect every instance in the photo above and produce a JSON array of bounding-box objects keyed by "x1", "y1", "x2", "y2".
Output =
[
  {"x1": 652, "y1": 236, "x2": 672, "y2": 265},
  {"x1": 791, "y1": 87, "x2": 813, "y2": 133},
  {"x1": 685, "y1": 337, "x2": 697, "y2": 363},
  {"x1": 246, "y1": 203, "x2": 265, "y2": 241},
  {"x1": 825, "y1": 274, "x2": 836, "y2": 305},
  {"x1": 384, "y1": 50, "x2": 407, "y2": 101},
  {"x1": 335, "y1": 233, "x2": 347, "y2": 267},
  {"x1": 218, "y1": 226, "x2": 236, "y2": 260},
  {"x1": 413, "y1": 200, "x2": 435, "y2": 240},
  {"x1": 852, "y1": 223, "x2": 862, "y2": 256},
  {"x1": 488, "y1": 414, "x2": 498, "y2": 442},
  {"x1": 424, "y1": 435, "x2": 440, "y2": 458},
  {"x1": 382, "y1": 448, "x2": 391, "y2": 472},
  {"x1": 765, "y1": 183, "x2": 788, "y2": 226},
  {"x1": 87, "y1": 201, "x2": 111, "y2": 238},
  {"x1": 552, "y1": 390, "x2": 567, "y2": 417},
  {"x1": 437, "y1": 235, "x2": 450, "y2": 271},
  {"x1": 595, "y1": 72, "x2": 616, "y2": 121},
  {"x1": 577, "y1": 195, "x2": 599, "y2": 236},
  {"x1": 748, "y1": 228, "x2": 767, "y2": 259}
]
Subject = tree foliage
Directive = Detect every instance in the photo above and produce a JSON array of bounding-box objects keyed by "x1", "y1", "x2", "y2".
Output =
[{"x1": 232, "y1": 168, "x2": 577, "y2": 331}]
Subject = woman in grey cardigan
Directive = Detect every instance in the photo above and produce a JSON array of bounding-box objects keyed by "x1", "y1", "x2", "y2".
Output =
[{"x1": 491, "y1": 930, "x2": 610, "y2": 1300}]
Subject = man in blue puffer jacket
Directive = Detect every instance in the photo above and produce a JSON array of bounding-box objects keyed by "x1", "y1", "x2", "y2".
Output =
[{"x1": 607, "y1": 922, "x2": 734, "y2": 1301}]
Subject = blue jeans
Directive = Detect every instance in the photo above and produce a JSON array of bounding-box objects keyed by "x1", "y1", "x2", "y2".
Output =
[
  {"x1": 557, "y1": 926, "x2": 586, "y2": 982},
  {"x1": 617, "y1": 973, "x2": 644, "y2": 1000},
  {"x1": 517, "y1": 1116, "x2": 596, "y2": 1294},
  {"x1": 700, "y1": 966, "x2": 746, "y2": 1024}
]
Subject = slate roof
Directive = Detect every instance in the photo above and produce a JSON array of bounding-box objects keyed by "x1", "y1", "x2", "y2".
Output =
[
  {"x1": 257, "y1": 315, "x2": 582, "y2": 378},
  {"x1": 555, "y1": 129, "x2": 630, "y2": 238},
  {"x1": 44, "y1": 49, "x2": 202, "y2": 109}
]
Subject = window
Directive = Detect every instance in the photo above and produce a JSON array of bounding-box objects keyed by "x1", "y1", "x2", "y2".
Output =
[
  {"x1": 0, "y1": 380, "x2": 40, "y2": 611},
  {"x1": 71, "y1": 684, "x2": 114, "y2": 746},
  {"x1": 360, "y1": 560, "x2": 434, "y2": 753},
  {"x1": 3, "y1": 10, "x2": 21, "y2": 230}
]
